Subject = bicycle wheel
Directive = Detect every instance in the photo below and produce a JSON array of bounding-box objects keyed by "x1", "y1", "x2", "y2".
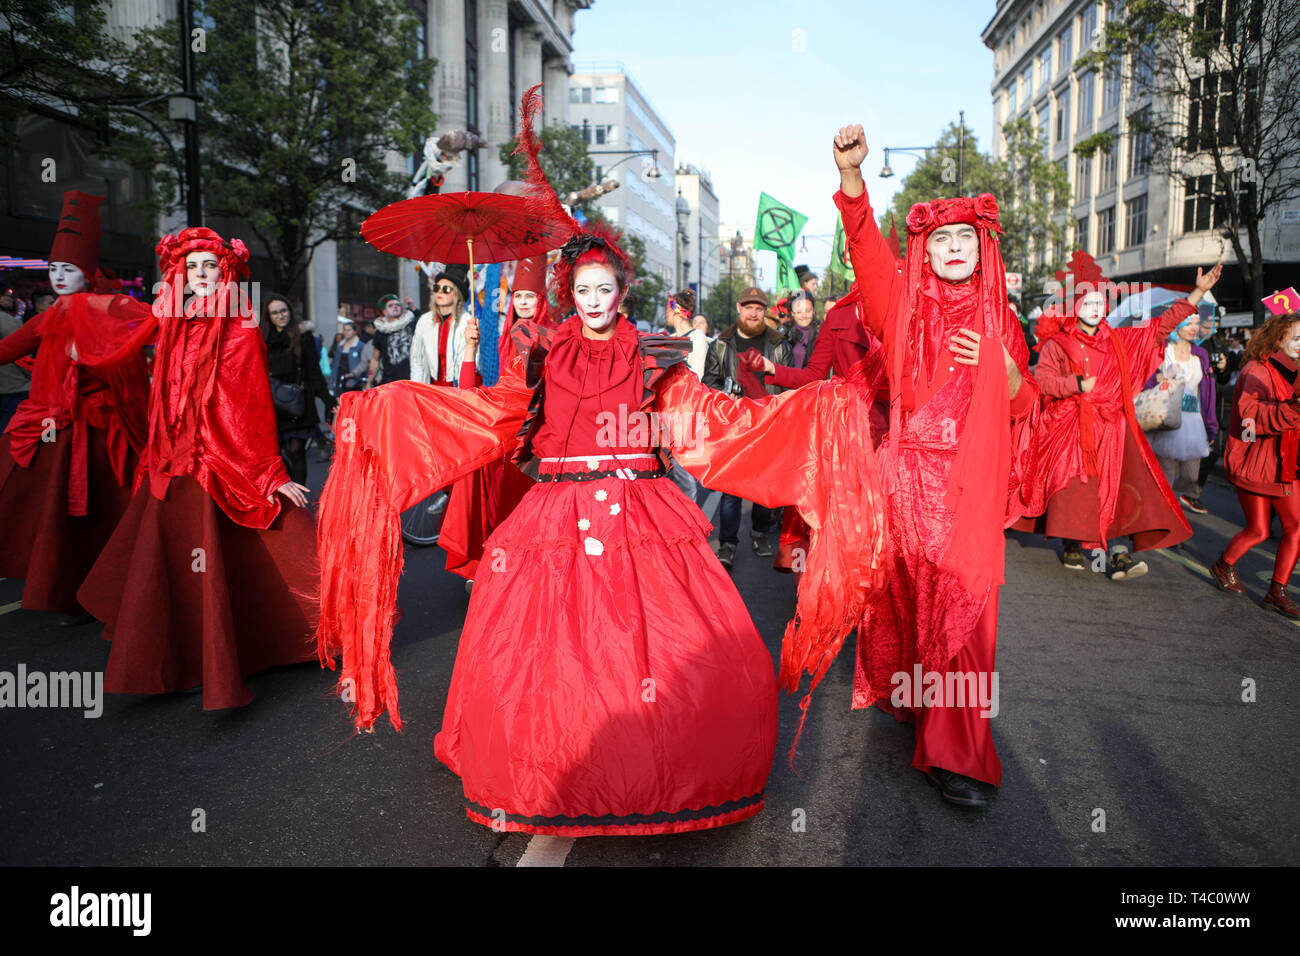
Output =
[{"x1": 400, "y1": 489, "x2": 450, "y2": 546}]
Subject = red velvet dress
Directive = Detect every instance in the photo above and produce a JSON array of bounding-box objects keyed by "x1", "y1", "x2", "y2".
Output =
[
  {"x1": 1015, "y1": 305, "x2": 1194, "y2": 549},
  {"x1": 0, "y1": 294, "x2": 152, "y2": 614},
  {"x1": 836, "y1": 187, "x2": 1039, "y2": 787},
  {"x1": 316, "y1": 314, "x2": 893, "y2": 834},
  {"x1": 77, "y1": 308, "x2": 319, "y2": 710}
]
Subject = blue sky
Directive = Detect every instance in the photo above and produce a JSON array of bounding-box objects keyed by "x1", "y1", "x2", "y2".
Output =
[{"x1": 570, "y1": 0, "x2": 999, "y2": 286}]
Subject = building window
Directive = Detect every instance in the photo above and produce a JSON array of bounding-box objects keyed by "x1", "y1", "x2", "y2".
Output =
[
  {"x1": 1038, "y1": 104, "x2": 1050, "y2": 142},
  {"x1": 1097, "y1": 206, "x2": 1115, "y2": 254},
  {"x1": 1182, "y1": 173, "x2": 1249, "y2": 233},
  {"x1": 1098, "y1": 130, "x2": 1118, "y2": 190},
  {"x1": 1076, "y1": 215, "x2": 1090, "y2": 253},
  {"x1": 1125, "y1": 194, "x2": 1148, "y2": 247},
  {"x1": 1132, "y1": 41, "x2": 1154, "y2": 90},
  {"x1": 1055, "y1": 88, "x2": 1070, "y2": 143},
  {"x1": 1022, "y1": 66, "x2": 1033, "y2": 102},
  {"x1": 1102, "y1": 63, "x2": 1122, "y2": 112},
  {"x1": 1076, "y1": 154, "x2": 1092, "y2": 195},
  {"x1": 1038, "y1": 50, "x2": 1051, "y2": 88},
  {"x1": 1007, "y1": 85, "x2": 1017, "y2": 117},
  {"x1": 1077, "y1": 71, "x2": 1094, "y2": 131},
  {"x1": 593, "y1": 86, "x2": 618, "y2": 104},
  {"x1": 1082, "y1": 2, "x2": 1097, "y2": 46},
  {"x1": 1188, "y1": 72, "x2": 1240, "y2": 150},
  {"x1": 1127, "y1": 108, "x2": 1151, "y2": 178},
  {"x1": 1058, "y1": 23, "x2": 1073, "y2": 73}
]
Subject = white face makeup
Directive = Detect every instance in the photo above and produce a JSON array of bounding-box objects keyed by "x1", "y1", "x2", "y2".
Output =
[
  {"x1": 925, "y1": 223, "x2": 980, "y2": 283},
  {"x1": 185, "y1": 251, "x2": 221, "y2": 297},
  {"x1": 512, "y1": 290, "x2": 538, "y2": 320},
  {"x1": 383, "y1": 299, "x2": 403, "y2": 317},
  {"x1": 48, "y1": 261, "x2": 88, "y2": 296},
  {"x1": 1077, "y1": 290, "x2": 1108, "y2": 327},
  {"x1": 1283, "y1": 322, "x2": 1300, "y2": 361},
  {"x1": 572, "y1": 264, "x2": 621, "y2": 332}
]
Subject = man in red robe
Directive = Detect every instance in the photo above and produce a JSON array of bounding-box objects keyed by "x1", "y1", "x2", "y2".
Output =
[
  {"x1": 1015, "y1": 253, "x2": 1220, "y2": 577},
  {"x1": 833, "y1": 125, "x2": 1039, "y2": 808}
]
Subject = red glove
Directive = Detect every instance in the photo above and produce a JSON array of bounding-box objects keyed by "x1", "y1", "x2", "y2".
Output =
[{"x1": 735, "y1": 349, "x2": 769, "y2": 399}]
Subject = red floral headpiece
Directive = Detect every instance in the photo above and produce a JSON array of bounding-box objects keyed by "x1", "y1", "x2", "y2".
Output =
[
  {"x1": 156, "y1": 227, "x2": 250, "y2": 282},
  {"x1": 905, "y1": 193, "x2": 1003, "y2": 237}
]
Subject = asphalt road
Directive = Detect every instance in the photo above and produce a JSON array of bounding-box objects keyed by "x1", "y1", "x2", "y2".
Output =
[{"x1": 1, "y1": 457, "x2": 1295, "y2": 867}]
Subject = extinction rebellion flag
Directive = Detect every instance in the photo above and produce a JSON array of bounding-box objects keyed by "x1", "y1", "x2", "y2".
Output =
[{"x1": 754, "y1": 192, "x2": 807, "y2": 293}]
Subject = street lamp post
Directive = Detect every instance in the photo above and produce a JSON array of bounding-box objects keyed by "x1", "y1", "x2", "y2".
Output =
[
  {"x1": 675, "y1": 189, "x2": 691, "y2": 292},
  {"x1": 879, "y1": 110, "x2": 967, "y2": 196}
]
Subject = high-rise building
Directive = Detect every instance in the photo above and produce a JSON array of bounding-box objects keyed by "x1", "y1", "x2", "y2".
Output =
[
  {"x1": 568, "y1": 66, "x2": 678, "y2": 297},
  {"x1": 981, "y1": 0, "x2": 1299, "y2": 313},
  {"x1": 674, "y1": 164, "x2": 720, "y2": 303}
]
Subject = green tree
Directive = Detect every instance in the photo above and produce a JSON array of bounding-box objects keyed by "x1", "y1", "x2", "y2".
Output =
[
  {"x1": 118, "y1": 0, "x2": 436, "y2": 292},
  {"x1": 1077, "y1": 0, "x2": 1300, "y2": 322},
  {"x1": 0, "y1": 0, "x2": 131, "y2": 143},
  {"x1": 499, "y1": 124, "x2": 595, "y2": 205},
  {"x1": 699, "y1": 273, "x2": 751, "y2": 332},
  {"x1": 995, "y1": 115, "x2": 1072, "y2": 299},
  {"x1": 877, "y1": 121, "x2": 1002, "y2": 258}
]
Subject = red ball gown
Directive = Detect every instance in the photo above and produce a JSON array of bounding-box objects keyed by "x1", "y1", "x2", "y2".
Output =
[{"x1": 316, "y1": 315, "x2": 889, "y2": 835}]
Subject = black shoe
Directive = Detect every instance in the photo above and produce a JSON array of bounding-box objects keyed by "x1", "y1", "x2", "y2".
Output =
[
  {"x1": 752, "y1": 533, "x2": 773, "y2": 558},
  {"x1": 926, "y1": 767, "x2": 992, "y2": 808},
  {"x1": 1062, "y1": 545, "x2": 1085, "y2": 570},
  {"x1": 1107, "y1": 551, "x2": 1148, "y2": 581},
  {"x1": 717, "y1": 543, "x2": 736, "y2": 568},
  {"x1": 1179, "y1": 494, "x2": 1208, "y2": 514},
  {"x1": 53, "y1": 613, "x2": 96, "y2": 627}
]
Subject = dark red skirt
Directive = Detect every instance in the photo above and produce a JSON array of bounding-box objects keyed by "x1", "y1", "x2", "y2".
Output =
[
  {"x1": 440, "y1": 458, "x2": 535, "y2": 580},
  {"x1": 76, "y1": 475, "x2": 319, "y2": 710},
  {"x1": 1014, "y1": 425, "x2": 1190, "y2": 550},
  {"x1": 0, "y1": 427, "x2": 134, "y2": 615}
]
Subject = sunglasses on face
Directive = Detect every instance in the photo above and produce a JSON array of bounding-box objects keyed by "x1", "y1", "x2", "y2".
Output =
[{"x1": 434, "y1": 284, "x2": 457, "y2": 294}]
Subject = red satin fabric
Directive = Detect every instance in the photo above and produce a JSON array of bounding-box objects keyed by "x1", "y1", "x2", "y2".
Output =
[
  {"x1": 319, "y1": 317, "x2": 799, "y2": 834},
  {"x1": 0, "y1": 427, "x2": 135, "y2": 614},
  {"x1": 142, "y1": 309, "x2": 290, "y2": 528},
  {"x1": 1225, "y1": 355, "x2": 1300, "y2": 496},
  {"x1": 0, "y1": 294, "x2": 153, "y2": 515},
  {"x1": 836, "y1": 186, "x2": 1037, "y2": 784},
  {"x1": 78, "y1": 474, "x2": 319, "y2": 709},
  {"x1": 1017, "y1": 302, "x2": 1194, "y2": 548}
]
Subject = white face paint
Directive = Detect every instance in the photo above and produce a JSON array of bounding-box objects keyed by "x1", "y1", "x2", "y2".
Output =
[
  {"x1": 1077, "y1": 290, "x2": 1108, "y2": 327},
  {"x1": 185, "y1": 251, "x2": 221, "y2": 297},
  {"x1": 1283, "y1": 322, "x2": 1300, "y2": 361},
  {"x1": 48, "y1": 261, "x2": 88, "y2": 296},
  {"x1": 512, "y1": 290, "x2": 538, "y2": 320},
  {"x1": 925, "y1": 223, "x2": 979, "y2": 283},
  {"x1": 572, "y1": 263, "x2": 621, "y2": 332}
]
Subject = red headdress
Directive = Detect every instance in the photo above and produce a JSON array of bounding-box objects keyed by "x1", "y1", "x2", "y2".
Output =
[
  {"x1": 1033, "y1": 249, "x2": 1117, "y2": 345},
  {"x1": 48, "y1": 190, "x2": 103, "y2": 279},
  {"x1": 514, "y1": 84, "x2": 632, "y2": 318},
  {"x1": 892, "y1": 192, "x2": 1034, "y2": 597}
]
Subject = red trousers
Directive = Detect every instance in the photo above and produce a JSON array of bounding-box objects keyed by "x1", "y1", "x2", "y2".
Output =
[
  {"x1": 909, "y1": 590, "x2": 1002, "y2": 786},
  {"x1": 1224, "y1": 482, "x2": 1300, "y2": 585}
]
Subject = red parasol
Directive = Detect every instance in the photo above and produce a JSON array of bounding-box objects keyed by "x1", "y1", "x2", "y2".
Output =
[{"x1": 360, "y1": 191, "x2": 568, "y2": 281}]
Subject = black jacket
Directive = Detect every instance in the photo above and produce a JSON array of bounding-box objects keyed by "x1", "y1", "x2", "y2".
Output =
[
  {"x1": 264, "y1": 328, "x2": 336, "y2": 430},
  {"x1": 703, "y1": 324, "x2": 791, "y2": 396}
]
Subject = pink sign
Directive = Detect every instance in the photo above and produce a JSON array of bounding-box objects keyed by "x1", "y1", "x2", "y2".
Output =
[{"x1": 1263, "y1": 287, "x2": 1300, "y2": 316}]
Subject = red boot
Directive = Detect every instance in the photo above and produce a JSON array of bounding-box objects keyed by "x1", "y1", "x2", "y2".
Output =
[
  {"x1": 1263, "y1": 581, "x2": 1300, "y2": 620},
  {"x1": 1210, "y1": 557, "x2": 1246, "y2": 595}
]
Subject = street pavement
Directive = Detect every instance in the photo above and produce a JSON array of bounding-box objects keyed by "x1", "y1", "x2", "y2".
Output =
[{"x1": 1, "y1": 456, "x2": 1295, "y2": 867}]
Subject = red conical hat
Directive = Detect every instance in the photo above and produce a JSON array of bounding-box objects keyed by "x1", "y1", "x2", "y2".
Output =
[
  {"x1": 48, "y1": 190, "x2": 104, "y2": 278},
  {"x1": 512, "y1": 254, "x2": 547, "y2": 296}
]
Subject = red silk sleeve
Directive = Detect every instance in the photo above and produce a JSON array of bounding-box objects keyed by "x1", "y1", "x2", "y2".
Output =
[
  {"x1": 654, "y1": 363, "x2": 889, "y2": 702},
  {"x1": 834, "y1": 188, "x2": 900, "y2": 348},
  {"x1": 316, "y1": 356, "x2": 534, "y2": 731},
  {"x1": 769, "y1": 325, "x2": 836, "y2": 389},
  {"x1": 1035, "y1": 338, "x2": 1083, "y2": 399},
  {"x1": 0, "y1": 313, "x2": 41, "y2": 366}
]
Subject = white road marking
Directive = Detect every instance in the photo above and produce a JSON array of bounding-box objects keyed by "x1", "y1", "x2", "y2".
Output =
[
  {"x1": 516, "y1": 835, "x2": 575, "y2": 867},
  {"x1": 1154, "y1": 548, "x2": 1299, "y2": 628},
  {"x1": 0, "y1": 600, "x2": 22, "y2": 616}
]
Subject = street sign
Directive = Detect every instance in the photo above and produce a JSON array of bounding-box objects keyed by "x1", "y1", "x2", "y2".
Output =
[{"x1": 1006, "y1": 272, "x2": 1022, "y2": 291}]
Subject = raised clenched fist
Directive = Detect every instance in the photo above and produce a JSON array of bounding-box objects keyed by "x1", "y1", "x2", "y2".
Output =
[{"x1": 833, "y1": 125, "x2": 868, "y2": 171}]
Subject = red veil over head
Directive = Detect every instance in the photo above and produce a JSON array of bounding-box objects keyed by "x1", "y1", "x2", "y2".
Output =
[{"x1": 894, "y1": 193, "x2": 1034, "y2": 596}]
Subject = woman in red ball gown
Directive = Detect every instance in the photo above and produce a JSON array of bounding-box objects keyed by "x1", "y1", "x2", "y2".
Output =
[
  {"x1": 78, "y1": 228, "x2": 320, "y2": 710},
  {"x1": 0, "y1": 190, "x2": 154, "y2": 619},
  {"x1": 315, "y1": 87, "x2": 888, "y2": 836}
]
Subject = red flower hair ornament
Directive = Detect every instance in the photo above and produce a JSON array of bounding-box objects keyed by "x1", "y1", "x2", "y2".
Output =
[{"x1": 905, "y1": 193, "x2": 1003, "y2": 237}]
